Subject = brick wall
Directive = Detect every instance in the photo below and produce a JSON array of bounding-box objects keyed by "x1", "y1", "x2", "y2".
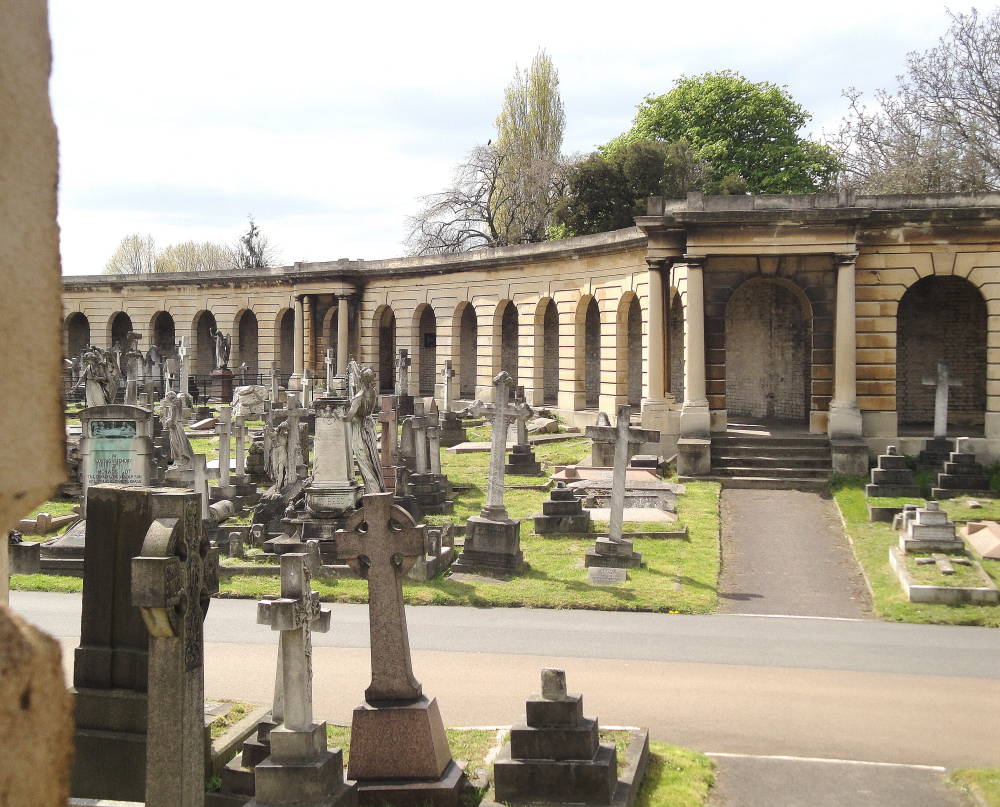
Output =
[
  {"x1": 627, "y1": 297, "x2": 642, "y2": 406},
  {"x1": 500, "y1": 302, "x2": 518, "y2": 382},
  {"x1": 584, "y1": 299, "x2": 601, "y2": 407},
  {"x1": 669, "y1": 297, "x2": 684, "y2": 400},
  {"x1": 458, "y1": 304, "x2": 477, "y2": 397},
  {"x1": 897, "y1": 275, "x2": 986, "y2": 429}
]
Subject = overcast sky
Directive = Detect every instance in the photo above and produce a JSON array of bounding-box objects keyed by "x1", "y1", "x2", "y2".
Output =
[{"x1": 50, "y1": 0, "x2": 961, "y2": 275}]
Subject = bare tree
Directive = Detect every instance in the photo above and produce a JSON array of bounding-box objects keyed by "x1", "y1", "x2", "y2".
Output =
[
  {"x1": 104, "y1": 233, "x2": 157, "y2": 274},
  {"x1": 834, "y1": 8, "x2": 1000, "y2": 193},
  {"x1": 155, "y1": 240, "x2": 234, "y2": 273}
]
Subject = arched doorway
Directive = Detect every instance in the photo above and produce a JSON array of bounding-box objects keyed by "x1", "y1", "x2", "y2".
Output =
[
  {"x1": 64, "y1": 312, "x2": 90, "y2": 357},
  {"x1": 725, "y1": 279, "x2": 811, "y2": 423},
  {"x1": 897, "y1": 275, "x2": 987, "y2": 433},
  {"x1": 668, "y1": 293, "x2": 684, "y2": 402},
  {"x1": 192, "y1": 310, "x2": 217, "y2": 374},
  {"x1": 150, "y1": 311, "x2": 175, "y2": 355},
  {"x1": 535, "y1": 299, "x2": 559, "y2": 405},
  {"x1": 497, "y1": 300, "x2": 518, "y2": 381},
  {"x1": 235, "y1": 309, "x2": 259, "y2": 379},
  {"x1": 415, "y1": 304, "x2": 437, "y2": 396},
  {"x1": 456, "y1": 303, "x2": 478, "y2": 397},
  {"x1": 276, "y1": 308, "x2": 295, "y2": 380},
  {"x1": 578, "y1": 297, "x2": 601, "y2": 408},
  {"x1": 376, "y1": 306, "x2": 396, "y2": 394},
  {"x1": 108, "y1": 311, "x2": 133, "y2": 351},
  {"x1": 616, "y1": 294, "x2": 642, "y2": 408},
  {"x1": 322, "y1": 305, "x2": 339, "y2": 372}
]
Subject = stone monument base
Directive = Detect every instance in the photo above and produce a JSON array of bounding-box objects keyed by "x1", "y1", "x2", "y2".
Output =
[
  {"x1": 584, "y1": 537, "x2": 641, "y2": 569},
  {"x1": 71, "y1": 687, "x2": 147, "y2": 801},
  {"x1": 453, "y1": 515, "x2": 524, "y2": 576},
  {"x1": 533, "y1": 488, "x2": 592, "y2": 534},
  {"x1": 250, "y1": 722, "x2": 353, "y2": 807},
  {"x1": 211, "y1": 368, "x2": 235, "y2": 403},
  {"x1": 348, "y1": 696, "x2": 465, "y2": 806},
  {"x1": 505, "y1": 444, "x2": 542, "y2": 476},
  {"x1": 396, "y1": 394, "x2": 414, "y2": 417},
  {"x1": 439, "y1": 412, "x2": 466, "y2": 447}
]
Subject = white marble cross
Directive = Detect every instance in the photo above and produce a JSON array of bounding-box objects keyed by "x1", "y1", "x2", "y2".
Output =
[
  {"x1": 216, "y1": 405, "x2": 233, "y2": 490},
  {"x1": 269, "y1": 361, "x2": 280, "y2": 404},
  {"x1": 336, "y1": 493, "x2": 425, "y2": 702},
  {"x1": 469, "y1": 371, "x2": 533, "y2": 521},
  {"x1": 922, "y1": 361, "x2": 963, "y2": 439},
  {"x1": 441, "y1": 360, "x2": 456, "y2": 412},
  {"x1": 586, "y1": 404, "x2": 659, "y2": 542},
  {"x1": 234, "y1": 415, "x2": 247, "y2": 480},
  {"x1": 192, "y1": 453, "x2": 210, "y2": 520},
  {"x1": 257, "y1": 553, "x2": 331, "y2": 732},
  {"x1": 427, "y1": 401, "x2": 442, "y2": 476},
  {"x1": 395, "y1": 349, "x2": 411, "y2": 397},
  {"x1": 177, "y1": 336, "x2": 189, "y2": 398},
  {"x1": 325, "y1": 348, "x2": 336, "y2": 394},
  {"x1": 411, "y1": 401, "x2": 429, "y2": 474}
]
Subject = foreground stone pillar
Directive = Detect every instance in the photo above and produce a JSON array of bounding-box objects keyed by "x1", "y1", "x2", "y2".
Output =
[
  {"x1": 290, "y1": 294, "x2": 304, "y2": 390},
  {"x1": 828, "y1": 252, "x2": 867, "y2": 475},
  {"x1": 337, "y1": 295, "x2": 350, "y2": 374},
  {"x1": 678, "y1": 257, "x2": 711, "y2": 475}
]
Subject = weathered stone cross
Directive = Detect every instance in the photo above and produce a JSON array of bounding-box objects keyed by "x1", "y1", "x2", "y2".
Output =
[
  {"x1": 922, "y1": 360, "x2": 963, "y2": 439},
  {"x1": 411, "y1": 400, "x2": 429, "y2": 474},
  {"x1": 427, "y1": 400, "x2": 443, "y2": 476},
  {"x1": 215, "y1": 405, "x2": 232, "y2": 492},
  {"x1": 283, "y1": 391, "x2": 311, "y2": 479},
  {"x1": 379, "y1": 395, "x2": 398, "y2": 469},
  {"x1": 325, "y1": 348, "x2": 336, "y2": 394},
  {"x1": 586, "y1": 404, "x2": 659, "y2": 542},
  {"x1": 395, "y1": 349, "x2": 412, "y2": 397},
  {"x1": 269, "y1": 360, "x2": 280, "y2": 404},
  {"x1": 233, "y1": 415, "x2": 247, "y2": 480},
  {"x1": 257, "y1": 553, "x2": 331, "y2": 732},
  {"x1": 469, "y1": 371, "x2": 533, "y2": 521},
  {"x1": 336, "y1": 492, "x2": 425, "y2": 702},
  {"x1": 177, "y1": 336, "x2": 189, "y2": 398},
  {"x1": 441, "y1": 360, "x2": 456, "y2": 412}
]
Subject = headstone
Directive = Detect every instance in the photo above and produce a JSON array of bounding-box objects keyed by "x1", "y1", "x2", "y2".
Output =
[
  {"x1": 964, "y1": 521, "x2": 1000, "y2": 560},
  {"x1": 193, "y1": 454, "x2": 210, "y2": 521},
  {"x1": 337, "y1": 493, "x2": 465, "y2": 804},
  {"x1": 325, "y1": 348, "x2": 336, "y2": 394},
  {"x1": 493, "y1": 668, "x2": 618, "y2": 805},
  {"x1": 228, "y1": 530, "x2": 244, "y2": 558},
  {"x1": 177, "y1": 336, "x2": 192, "y2": 414},
  {"x1": 409, "y1": 401, "x2": 454, "y2": 515},
  {"x1": 453, "y1": 372, "x2": 531, "y2": 577},
  {"x1": 441, "y1": 359, "x2": 456, "y2": 412},
  {"x1": 78, "y1": 404, "x2": 154, "y2": 516},
  {"x1": 306, "y1": 373, "x2": 361, "y2": 517},
  {"x1": 214, "y1": 405, "x2": 235, "y2": 498},
  {"x1": 931, "y1": 438, "x2": 993, "y2": 499},
  {"x1": 590, "y1": 411, "x2": 614, "y2": 466},
  {"x1": 234, "y1": 415, "x2": 247, "y2": 480},
  {"x1": 923, "y1": 361, "x2": 962, "y2": 440},
  {"x1": 131, "y1": 489, "x2": 218, "y2": 807},
  {"x1": 398, "y1": 414, "x2": 417, "y2": 471},
  {"x1": 505, "y1": 386, "x2": 542, "y2": 476},
  {"x1": 0, "y1": 606, "x2": 74, "y2": 806},
  {"x1": 301, "y1": 370, "x2": 313, "y2": 408},
  {"x1": 395, "y1": 349, "x2": 413, "y2": 416},
  {"x1": 899, "y1": 501, "x2": 963, "y2": 553},
  {"x1": 379, "y1": 394, "x2": 398, "y2": 493},
  {"x1": 250, "y1": 554, "x2": 352, "y2": 807},
  {"x1": 865, "y1": 445, "x2": 920, "y2": 498},
  {"x1": 585, "y1": 405, "x2": 659, "y2": 580},
  {"x1": 533, "y1": 484, "x2": 592, "y2": 534}
]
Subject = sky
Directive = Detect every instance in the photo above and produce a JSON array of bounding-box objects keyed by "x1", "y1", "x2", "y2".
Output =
[{"x1": 49, "y1": 0, "x2": 962, "y2": 275}]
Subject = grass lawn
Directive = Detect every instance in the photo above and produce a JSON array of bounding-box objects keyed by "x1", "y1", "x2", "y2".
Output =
[
  {"x1": 833, "y1": 476, "x2": 1000, "y2": 626},
  {"x1": 320, "y1": 725, "x2": 713, "y2": 807},
  {"x1": 951, "y1": 768, "x2": 1000, "y2": 807}
]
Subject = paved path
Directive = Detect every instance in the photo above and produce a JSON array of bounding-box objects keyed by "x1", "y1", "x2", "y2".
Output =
[{"x1": 719, "y1": 489, "x2": 871, "y2": 618}]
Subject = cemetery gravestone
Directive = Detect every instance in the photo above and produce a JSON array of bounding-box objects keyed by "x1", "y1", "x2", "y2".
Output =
[
  {"x1": 918, "y1": 361, "x2": 961, "y2": 468},
  {"x1": 533, "y1": 484, "x2": 592, "y2": 534},
  {"x1": 131, "y1": 489, "x2": 218, "y2": 807},
  {"x1": 337, "y1": 493, "x2": 465, "y2": 804},
  {"x1": 395, "y1": 349, "x2": 414, "y2": 416},
  {"x1": 865, "y1": 445, "x2": 919, "y2": 498},
  {"x1": 438, "y1": 361, "x2": 466, "y2": 447},
  {"x1": 504, "y1": 386, "x2": 541, "y2": 476},
  {"x1": 931, "y1": 437, "x2": 993, "y2": 499},
  {"x1": 79, "y1": 404, "x2": 154, "y2": 516},
  {"x1": 379, "y1": 394, "x2": 398, "y2": 493}
]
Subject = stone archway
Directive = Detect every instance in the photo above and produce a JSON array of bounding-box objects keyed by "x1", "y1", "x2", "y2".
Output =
[
  {"x1": 724, "y1": 279, "x2": 811, "y2": 423},
  {"x1": 376, "y1": 306, "x2": 396, "y2": 394},
  {"x1": 415, "y1": 304, "x2": 437, "y2": 396},
  {"x1": 897, "y1": 275, "x2": 987, "y2": 433},
  {"x1": 456, "y1": 302, "x2": 478, "y2": 397},
  {"x1": 234, "y1": 309, "x2": 259, "y2": 378},
  {"x1": 150, "y1": 311, "x2": 175, "y2": 355},
  {"x1": 192, "y1": 310, "x2": 217, "y2": 375},
  {"x1": 668, "y1": 293, "x2": 684, "y2": 402},
  {"x1": 497, "y1": 300, "x2": 518, "y2": 382},
  {"x1": 616, "y1": 294, "x2": 642, "y2": 407},
  {"x1": 64, "y1": 312, "x2": 90, "y2": 357},
  {"x1": 276, "y1": 308, "x2": 295, "y2": 380},
  {"x1": 535, "y1": 298, "x2": 559, "y2": 405},
  {"x1": 108, "y1": 311, "x2": 133, "y2": 351},
  {"x1": 575, "y1": 297, "x2": 601, "y2": 409}
]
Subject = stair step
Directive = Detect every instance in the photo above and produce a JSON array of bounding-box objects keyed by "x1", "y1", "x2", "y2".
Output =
[
  {"x1": 712, "y1": 455, "x2": 831, "y2": 469},
  {"x1": 711, "y1": 445, "x2": 831, "y2": 458},
  {"x1": 713, "y1": 465, "x2": 831, "y2": 479},
  {"x1": 712, "y1": 436, "x2": 830, "y2": 448},
  {"x1": 681, "y1": 475, "x2": 830, "y2": 492}
]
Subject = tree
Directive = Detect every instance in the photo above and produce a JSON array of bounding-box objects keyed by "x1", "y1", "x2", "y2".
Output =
[
  {"x1": 605, "y1": 71, "x2": 840, "y2": 194},
  {"x1": 104, "y1": 233, "x2": 157, "y2": 274},
  {"x1": 833, "y1": 8, "x2": 1000, "y2": 193},
  {"x1": 407, "y1": 49, "x2": 567, "y2": 254},
  {"x1": 554, "y1": 140, "x2": 708, "y2": 236},
  {"x1": 154, "y1": 240, "x2": 234, "y2": 273},
  {"x1": 232, "y1": 216, "x2": 275, "y2": 270}
]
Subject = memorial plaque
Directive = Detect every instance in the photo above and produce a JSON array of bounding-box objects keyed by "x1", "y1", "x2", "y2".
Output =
[
  {"x1": 79, "y1": 405, "x2": 154, "y2": 513},
  {"x1": 587, "y1": 566, "x2": 627, "y2": 585}
]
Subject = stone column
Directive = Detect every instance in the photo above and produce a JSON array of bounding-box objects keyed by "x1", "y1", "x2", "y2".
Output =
[
  {"x1": 289, "y1": 295, "x2": 304, "y2": 390},
  {"x1": 641, "y1": 258, "x2": 678, "y2": 454},
  {"x1": 677, "y1": 257, "x2": 711, "y2": 475},
  {"x1": 302, "y1": 294, "x2": 313, "y2": 375},
  {"x1": 337, "y1": 295, "x2": 350, "y2": 374},
  {"x1": 828, "y1": 252, "x2": 862, "y2": 439}
]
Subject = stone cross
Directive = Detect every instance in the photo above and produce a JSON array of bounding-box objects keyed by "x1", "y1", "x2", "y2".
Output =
[
  {"x1": 379, "y1": 395, "x2": 398, "y2": 469},
  {"x1": 177, "y1": 337, "x2": 189, "y2": 399},
  {"x1": 586, "y1": 404, "x2": 659, "y2": 543},
  {"x1": 469, "y1": 371, "x2": 533, "y2": 521},
  {"x1": 131, "y1": 490, "x2": 219, "y2": 807},
  {"x1": 284, "y1": 392, "x2": 310, "y2": 479},
  {"x1": 336, "y1": 493, "x2": 425, "y2": 701},
  {"x1": 325, "y1": 348, "x2": 336, "y2": 393},
  {"x1": 269, "y1": 361, "x2": 280, "y2": 404},
  {"x1": 923, "y1": 361, "x2": 963, "y2": 439},
  {"x1": 427, "y1": 401, "x2": 442, "y2": 476},
  {"x1": 257, "y1": 553, "x2": 331, "y2": 732},
  {"x1": 512, "y1": 385, "x2": 530, "y2": 446},
  {"x1": 301, "y1": 371, "x2": 313, "y2": 408},
  {"x1": 395, "y1": 349, "x2": 411, "y2": 397},
  {"x1": 192, "y1": 454, "x2": 210, "y2": 521},
  {"x1": 441, "y1": 360, "x2": 456, "y2": 412},
  {"x1": 411, "y1": 401, "x2": 429, "y2": 474},
  {"x1": 234, "y1": 415, "x2": 247, "y2": 480},
  {"x1": 215, "y1": 405, "x2": 232, "y2": 491}
]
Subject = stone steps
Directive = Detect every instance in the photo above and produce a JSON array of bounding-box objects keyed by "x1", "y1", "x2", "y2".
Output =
[
  {"x1": 712, "y1": 455, "x2": 831, "y2": 469},
  {"x1": 681, "y1": 474, "x2": 830, "y2": 492},
  {"x1": 698, "y1": 432, "x2": 833, "y2": 490},
  {"x1": 711, "y1": 464, "x2": 830, "y2": 479}
]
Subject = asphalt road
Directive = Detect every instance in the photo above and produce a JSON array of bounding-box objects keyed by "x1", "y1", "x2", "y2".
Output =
[{"x1": 13, "y1": 592, "x2": 1000, "y2": 771}]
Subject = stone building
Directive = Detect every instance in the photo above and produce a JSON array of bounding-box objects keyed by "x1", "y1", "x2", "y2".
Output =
[{"x1": 62, "y1": 191, "x2": 1000, "y2": 475}]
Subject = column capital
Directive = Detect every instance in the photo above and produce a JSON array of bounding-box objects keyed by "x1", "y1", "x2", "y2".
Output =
[
  {"x1": 682, "y1": 254, "x2": 707, "y2": 268},
  {"x1": 834, "y1": 252, "x2": 859, "y2": 266},
  {"x1": 645, "y1": 257, "x2": 673, "y2": 271}
]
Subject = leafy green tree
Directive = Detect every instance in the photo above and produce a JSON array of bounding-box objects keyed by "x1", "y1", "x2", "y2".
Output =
[
  {"x1": 233, "y1": 216, "x2": 274, "y2": 270},
  {"x1": 605, "y1": 71, "x2": 840, "y2": 194}
]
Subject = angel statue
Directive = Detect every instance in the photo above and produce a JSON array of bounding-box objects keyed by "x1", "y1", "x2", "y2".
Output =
[
  {"x1": 73, "y1": 346, "x2": 121, "y2": 407},
  {"x1": 209, "y1": 327, "x2": 231, "y2": 370},
  {"x1": 346, "y1": 360, "x2": 384, "y2": 493},
  {"x1": 159, "y1": 390, "x2": 193, "y2": 470}
]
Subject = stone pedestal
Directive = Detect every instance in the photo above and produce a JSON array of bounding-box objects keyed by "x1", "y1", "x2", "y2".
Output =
[
  {"x1": 453, "y1": 515, "x2": 524, "y2": 576},
  {"x1": 585, "y1": 537, "x2": 641, "y2": 570},
  {"x1": 831, "y1": 438, "x2": 869, "y2": 477},
  {"x1": 899, "y1": 501, "x2": 964, "y2": 553},
  {"x1": 866, "y1": 445, "x2": 919, "y2": 498},
  {"x1": 932, "y1": 448, "x2": 993, "y2": 499},
  {"x1": 505, "y1": 444, "x2": 542, "y2": 476},
  {"x1": 918, "y1": 437, "x2": 953, "y2": 470},
  {"x1": 211, "y1": 368, "x2": 235, "y2": 403},
  {"x1": 251, "y1": 722, "x2": 353, "y2": 807},
  {"x1": 533, "y1": 487, "x2": 592, "y2": 534},
  {"x1": 493, "y1": 669, "x2": 617, "y2": 805},
  {"x1": 409, "y1": 472, "x2": 454, "y2": 515},
  {"x1": 438, "y1": 411, "x2": 466, "y2": 447},
  {"x1": 396, "y1": 394, "x2": 414, "y2": 417},
  {"x1": 676, "y1": 437, "x2": 711, "y2": 476}
]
